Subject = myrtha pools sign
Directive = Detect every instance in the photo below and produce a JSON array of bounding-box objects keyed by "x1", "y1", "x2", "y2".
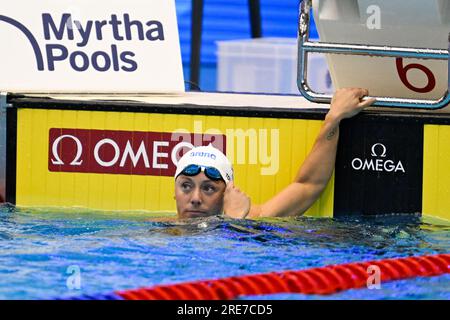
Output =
[{"x1": 0, "y1": 0, "x2": 184, "y2": 93}]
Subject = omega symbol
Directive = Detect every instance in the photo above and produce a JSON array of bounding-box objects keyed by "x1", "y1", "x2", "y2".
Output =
[
  {"x1": 51, "y1": 135, "x2": 83, "y2": 166},
  {"x1": 371, "y1": 143, "x2": 387, "y2": 158}
]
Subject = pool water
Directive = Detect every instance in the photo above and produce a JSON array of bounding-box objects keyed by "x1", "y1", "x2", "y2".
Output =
[{"x1": 0, "y1": 204, "x2": 448, "y2": 300}]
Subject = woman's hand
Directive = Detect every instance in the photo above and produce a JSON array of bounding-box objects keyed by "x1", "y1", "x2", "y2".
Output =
[
  {"x1": 223, "y1": 182, "x2": 251, "y2": 219},
  {"x1": 327, "y1": 88, "x2": 376, "y2": 123}
]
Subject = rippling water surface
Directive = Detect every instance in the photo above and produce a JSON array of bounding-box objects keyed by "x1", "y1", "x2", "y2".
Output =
[{"x1": 0, "y1": 205, "x2": 448, "y2": 300}]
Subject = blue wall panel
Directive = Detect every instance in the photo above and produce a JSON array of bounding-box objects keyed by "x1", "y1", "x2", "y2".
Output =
[{"x1": 175, "y1": 0, "x2": 317, "y2": 65}]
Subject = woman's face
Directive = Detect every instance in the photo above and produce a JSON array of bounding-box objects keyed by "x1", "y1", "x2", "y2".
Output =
[{"x1": 175, "y1": 172, "x2": 226, "y2": 219}]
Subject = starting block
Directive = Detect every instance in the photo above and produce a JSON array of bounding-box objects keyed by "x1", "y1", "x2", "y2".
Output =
[{"x1": 298, "y1": 0, "x2": 450, "y2": 109}]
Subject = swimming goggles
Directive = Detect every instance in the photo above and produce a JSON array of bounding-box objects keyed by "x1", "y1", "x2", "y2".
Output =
[{"x1": 179, "y1": 164, "x2": 223, "y2": 181}]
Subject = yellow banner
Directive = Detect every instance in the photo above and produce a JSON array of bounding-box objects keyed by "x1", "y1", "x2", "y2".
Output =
[{"x1": 16, "y1": 108, "x2": 334, "y2": 217}]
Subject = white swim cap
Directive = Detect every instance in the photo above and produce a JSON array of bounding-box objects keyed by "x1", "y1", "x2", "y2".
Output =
[{"x1": 174, "y1": 144, "x2": 233, "y2": 183}]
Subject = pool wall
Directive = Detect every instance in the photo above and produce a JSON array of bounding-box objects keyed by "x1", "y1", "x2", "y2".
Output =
[{"x1": 2, "y1": 93, "x2": 450, "y2": 220}]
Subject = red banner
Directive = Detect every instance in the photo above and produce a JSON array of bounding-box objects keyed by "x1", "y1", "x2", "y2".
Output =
[{"x1": 48, "y1": 128, "x2": 226, "y2": 176}]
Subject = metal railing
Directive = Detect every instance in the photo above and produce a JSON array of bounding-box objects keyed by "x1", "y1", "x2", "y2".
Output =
[{"x1": 297, "y1": 0, "x2": 450, "y2": 109}]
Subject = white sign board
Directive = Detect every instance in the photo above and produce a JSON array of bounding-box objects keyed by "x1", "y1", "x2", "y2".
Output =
[{"x1": 0, "y1": 0, "x2": 184, "y2": 93}]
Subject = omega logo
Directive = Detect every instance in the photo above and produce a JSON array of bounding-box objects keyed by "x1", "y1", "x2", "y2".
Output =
[
  {"x1": 51, "y1": 136, "x2": 173, "y2": 169},
  {"x1": 51, "y1": 134, "x2": 83, "y2": 166},
  {"x1": 48, "y1": 128, "x2": 227, "y2": 176},
  {"x1": 370, "y1": 143, "x2": 386, "y2": 158},
  {"x1": 351, "y1": 143, "x2": 405, "y2": 173}
]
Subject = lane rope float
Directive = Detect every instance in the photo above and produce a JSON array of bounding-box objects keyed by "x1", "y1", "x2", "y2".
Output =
[{"x1": 65, "y1": 253, "x2": 450, "y2": 300}]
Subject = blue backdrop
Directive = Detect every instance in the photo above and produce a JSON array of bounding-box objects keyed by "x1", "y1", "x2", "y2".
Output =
[{"x1": 175, "y1": 0, "x2": 318, "y2": 90}]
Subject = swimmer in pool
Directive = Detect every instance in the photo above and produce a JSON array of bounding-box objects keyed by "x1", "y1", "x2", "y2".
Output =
[{"x1": 174, "y1": 88, "x2": 375, "y2": 219}]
